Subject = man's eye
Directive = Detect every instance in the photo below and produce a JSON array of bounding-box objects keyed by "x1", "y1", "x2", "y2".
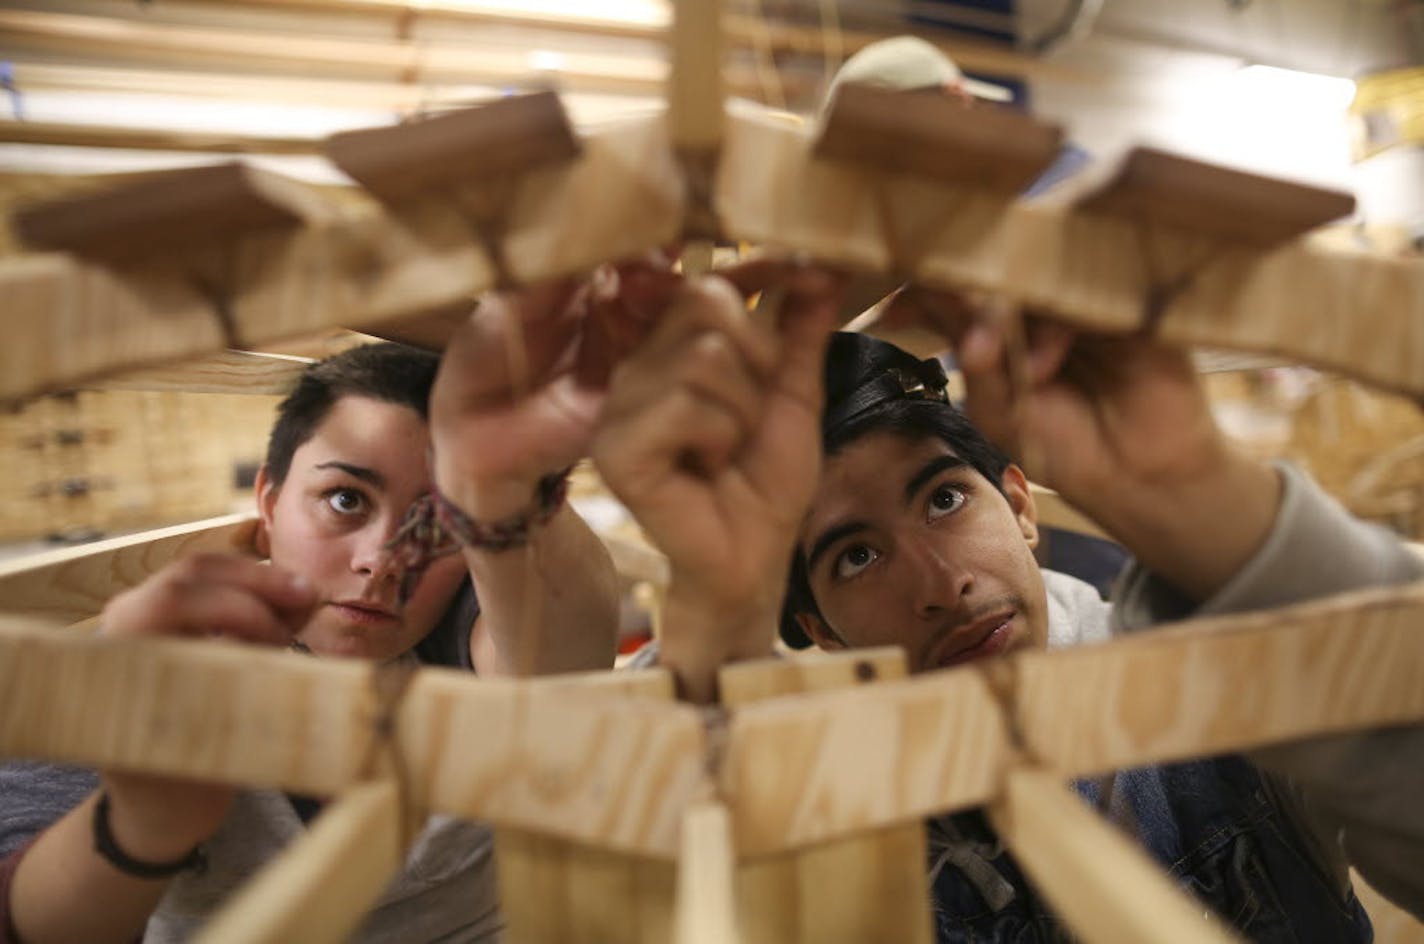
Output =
[
  {"x1": 928, "y1": 484, "x2": 966, "y2": 520},
  {"x1": 324, "y1": 489, "x2": 366, "y2": 516},
  {"x1": 833, "y1": 544, "x2": 879, "y2": 580}
]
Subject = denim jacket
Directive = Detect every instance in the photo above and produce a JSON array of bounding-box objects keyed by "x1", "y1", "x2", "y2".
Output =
[{"x1": 927, "y1": 755, "x2": 1372, "y2": 943}]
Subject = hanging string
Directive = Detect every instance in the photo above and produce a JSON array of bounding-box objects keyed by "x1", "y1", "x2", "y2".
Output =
[
  {"x1": 744, "y1": 0, "x2": 787, "y2": 110},
  {"x1": 816, "y1": 0, "x2": 845, "y2": 87}
]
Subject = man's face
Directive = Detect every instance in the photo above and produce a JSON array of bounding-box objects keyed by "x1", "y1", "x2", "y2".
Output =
[
  {"x1": 796, "y1": 431, "x2": 1048, "y2": 674},
  {"x1": 257, "y1": 395, "x2": 467, "y2": 662}
]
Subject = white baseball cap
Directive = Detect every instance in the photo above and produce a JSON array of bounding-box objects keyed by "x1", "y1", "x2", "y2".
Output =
[{"x1": 829, "y1": 35, "x2": 1013, "y2": 103}]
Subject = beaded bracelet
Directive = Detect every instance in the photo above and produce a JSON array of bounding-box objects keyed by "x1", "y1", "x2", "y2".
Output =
[
  {"x1": 381, "y1": 466, "x2": 574, "y2": 604},
  {"x1": 92, "y1": 792, "x2": 206, "y2": 880}
]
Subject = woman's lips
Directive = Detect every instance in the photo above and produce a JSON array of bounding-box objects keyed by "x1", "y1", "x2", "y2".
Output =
[
  {"x1": 933, "y1": 613, "x2": 1016, "y2": 668},
  {"x1": 329, "y1": 601, "x2": 397, "y2": 625}
]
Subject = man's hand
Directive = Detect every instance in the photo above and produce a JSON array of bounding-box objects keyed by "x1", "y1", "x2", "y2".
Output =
[
  {"x1": 593, "y1": 266, "x2": 843, "y2": 700},
  {"x1": 880, "y1": 288, "x2": 1281, "y2": 601},
  {"x1": 430, "y1": 255, "x2": 681, "y2": 519}
]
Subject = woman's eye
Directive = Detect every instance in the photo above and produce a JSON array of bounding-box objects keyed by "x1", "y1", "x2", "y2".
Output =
[
  {"x1": 833, "y1": 544, "x2": 879, "y2": 581},
  {"x1": 927, "y1": 484, "x2": 966, "y2": 520},
  {"x1": 324, "y1": 488, "x2": 367, "y2": 516}
]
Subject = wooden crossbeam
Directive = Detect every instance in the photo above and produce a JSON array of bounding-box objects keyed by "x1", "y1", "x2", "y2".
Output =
[
  {"x1": 5, "y1": 99, "x2": 1418, "y2": 401},
  {"x1": 12, "y1": 162, "x2": 334, "y2": 259},
  {"x1": 989, "y1": 767, "x2": 1241, "y2": 944},
  {"x1": 0, "y1": 621, "x2": 706, "y2": 858},
  {"x1": 196, "y1": 780, "x2": 406, "y2": 944},
  {"x1": 722, "y1": 580, "x2": 1424, "y2": 854},
  {"x1": 0, "y1": 513, "x2": 259, "y2": 624},
  {"x1": 3, "y1": 582, "x2": 1423, "y2": 861},
  {"x1": 84, "y1": 350, "x2": 311, "y2": 395},
  {"x1": 326, "y1": 91, "x2": 581, "y2": 203},
  {"x1": 1014, "y1": 580, "x2": 1424, "y2": 778}
]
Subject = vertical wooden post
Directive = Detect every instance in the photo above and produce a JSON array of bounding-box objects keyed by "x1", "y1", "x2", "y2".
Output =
[
  {"x1": 494, "y1": 670, "x2": 680, "y2": 943},
  {"x1": 719, "y1": 649, "x2": 934, "y2": 944}
]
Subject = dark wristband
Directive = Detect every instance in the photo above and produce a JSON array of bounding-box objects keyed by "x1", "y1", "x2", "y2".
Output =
[{"x1": 92, "y1": 792, "x2": 205, "y2": 880}]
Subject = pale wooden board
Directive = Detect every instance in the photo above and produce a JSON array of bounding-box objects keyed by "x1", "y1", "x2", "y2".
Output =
[
  {"x1": 84, "y1": 350, "x2": 310, "y2": 395},
  {"x1": 196, "y1": 780, "x2": 404, "y2": 944},
  {"x1": 500, "y1": 113, "x2": 685, "y2": 285},
  {"x1": 667, "y1": 0, "x2": 723, "y2": 154},
  {"x1": 327, "y1": 91, "x2": 580, "y2": 202},
  {"x1": 722, "y1": 649, "x2": 933, "y2": 944},
  {"x1": 1014, "y1": 580, "x2": 1424, "y2": 778},
  {"x1": 988, "y1": 766, "x2": 1241, "y2": 944},
  {"x1": 0, "y1": 512, "x2": 259, "y2": 623},
  {"x1": 815, "y1": 84, "x2": 1063, "y2": 192},
  {"x1": 0, "y1": 618, "x2": 374, "y2": 796},
  {"x1": 1076, "y1": 147, "x2": 1355, "y2": 248},
  {"x1": 398, "y1": 666, "x2": 706, "y2": 858},
  {"x1": 675, "y1": 800, "x2": 742, "y2": 944},
  {"x1": 1029, "y1": 482, "x2": 1109, "y2": 541},
  {"x1": 12, "y1": 162, "x2": 333, "y2": 259},
  {"x1": 0, "y1": 620, "x2": 706, "y2": 858},
  {"x1": 721, "y1": 663, "x2": 1011, "y2": 857},
  {"x1": 495, "y1": 667, "x2": 677, "y2": 944}
]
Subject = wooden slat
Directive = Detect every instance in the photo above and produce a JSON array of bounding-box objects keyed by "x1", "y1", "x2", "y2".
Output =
[
  {"x1": 668, "y1": 0, "x2": 723, "y2": 154},
  {"x1": 13, "y1": 162, "x2": 334, "y2": 259},
  {"x1": 1014, "y1": 580, "x2": 1424, "y2": 778},
  {"x1": 675, "y1": 800, "x2": 742, "y2": 944},
  {"x1": 0, "y1": 513, "x2": 259, "y2": 624},
  {"x1": 1029, "y1": 483, "x2": 1110, "y2": 541},
  {"x1": 722, "y1": 650, "x2": 933, "y2": 944},
  {"x1": 816, "y1": 84, "x2": 1063, "y2": 192},
  {"x1": 0, "y1": 9, "x2": 665, "y2": 97},
  {"x1": 0, "y1": 621, "x2": 707, "y2": 858},
  {"x1": 724, "y1": 581, "x2": 1424, "y2": 854},
  {"x1": 495, "y1": 667, "x2": 678, "y2": 944},
  {"x1": 715, "y1": 103, "x2": 1424, "y2": 397},
  {"x1": 85, "y1": 350, "x2": 310, "y2": 395},
  {"x1": 196, "y1": 780, "x2": 405, "y2": 944},
  {"x1": 989, "y1": 767, "x2": 1241, "y2": 944},
  {"x1": 1076, "y1": 147, "x2": 1356, "y2": 248},
  {"x1": 721, "y1": 663, "x2": 1011, "y2": 856},
  {"x1": 327, "y1": 92, "x2": 580, "y2": 203},
  {"x1": 0, "y1": 120, "x2": 320, "y2": 156}
]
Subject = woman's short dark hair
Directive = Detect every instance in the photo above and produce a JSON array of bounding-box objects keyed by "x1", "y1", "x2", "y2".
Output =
[
  {"x1": 779, "y1": 332, "x2": 1012, "y2": 648},
  {"x1": 263, "y1": 342, "x2": 440, "y2": 488}
]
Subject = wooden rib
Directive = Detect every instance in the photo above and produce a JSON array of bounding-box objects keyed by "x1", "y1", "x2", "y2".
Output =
[
  {"x1": 1075, "y1": 147, "x2": 1355, "y2": 248},
  {"x1": 0, "y1": 9, "x2": 664, "y2": 97},
  {"x1": 1013, "y1": 580, "x2": 1424, "y2": 778},
  {"x1": 715, "y1": 103, "x2": 1424, "y2": 396},
  {"x1": 85, "y1": 349, "x2": 310, "y2": 395},
  {"x1": 327, "y1": 92, "x2": 580, "y2": 203},
  {"x1": 12, "y1": 162, "x2": 335, "y2": 259},
  {"x1": 0, "y1": 620, "x2": 706, "y2": 857},
  {"x1": 988, "y1": 767, "x2": 1242, "y2": 944},
  {"x1": 815, "y1": 85, "x2": 1063, "y2": 192},
  {"x1": 668, "y1": 0, "x2": 723, "y2": 154},
  {"x1": 496, "y1": 667, "x2": 678, "y2": 944},
  {"x1": 721, "y1": 663, "x2": 1011, "y2": 856},
  {"x1": 722, "y1": 650, "x2": 933, "y2": 944},
  {"x1": 0, "y1": 513, "x2": 259, "y2": 624},
  {"x1": 0, "y1": 119, "x2": 320, "y2": 156},
  {"x1": 725, "y1": 580, "x2": 1424, "y2": 854},
  {"x1": 399, "y1": 666, "x2": 705, "y2": 858},
  {"x1": 195, "y1": 780, "x2": 405, "y2": 944},
  {"x1": 675, "y1": 800, "x2": 743, "y2": 944}
]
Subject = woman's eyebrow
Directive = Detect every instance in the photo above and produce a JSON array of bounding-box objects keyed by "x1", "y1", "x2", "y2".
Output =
[{"x1": 314, "y1": 460, "x2": 385, "y2": 489}]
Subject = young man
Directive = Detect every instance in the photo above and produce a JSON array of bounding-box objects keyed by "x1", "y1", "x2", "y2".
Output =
[
  {"x1": 0, "y1": 267, "x2": 664, "y2": 943},
  {"x1": 594, "y1": 266, "x2": 1424, "y2": 939}
]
